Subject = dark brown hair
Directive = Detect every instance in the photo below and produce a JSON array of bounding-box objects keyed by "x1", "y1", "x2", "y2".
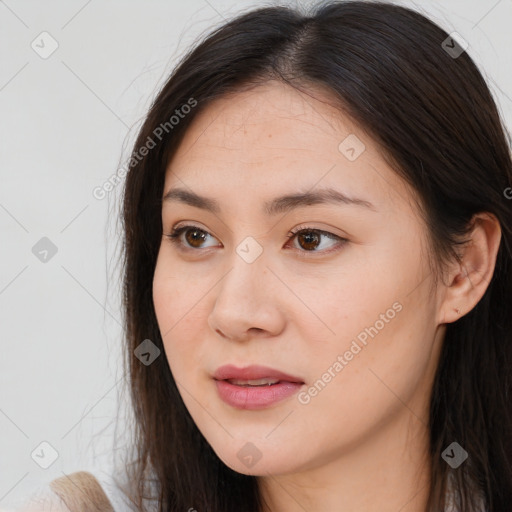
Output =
[{"x1": 116, "y1": 1, "x2": 512, "y2": 510}]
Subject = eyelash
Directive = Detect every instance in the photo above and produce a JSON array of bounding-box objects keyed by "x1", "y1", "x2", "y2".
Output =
[{"x1": 164, "y1": 224, "x2": 348, "y2": 258}]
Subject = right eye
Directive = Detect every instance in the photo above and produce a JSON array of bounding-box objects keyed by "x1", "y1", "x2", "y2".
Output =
[{"x1": 164, "y1": 224, "x2": 220, "y2": 251}]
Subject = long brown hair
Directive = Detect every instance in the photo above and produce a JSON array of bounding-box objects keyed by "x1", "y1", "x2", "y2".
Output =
[{"x1": 115, "y1": 1, "x2": 512, "y2": 510}]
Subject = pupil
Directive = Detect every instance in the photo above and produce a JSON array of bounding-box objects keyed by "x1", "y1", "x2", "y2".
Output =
[
  {"x1": 187, "y1": 229, "x2": 205, "y2": 247},
  {"x1": 300, "y1": 231, "x2": 319, "y2": 250}
]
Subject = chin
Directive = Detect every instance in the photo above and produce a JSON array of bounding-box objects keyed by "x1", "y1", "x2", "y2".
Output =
[
  {"x1": 220, "y1": 455, "x2": 291, "y2": 477},
  {"x1": 207, "y1": 439, "x2": 303, "y2": 477}
]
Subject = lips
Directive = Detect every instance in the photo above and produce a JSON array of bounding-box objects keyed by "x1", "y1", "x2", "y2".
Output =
[
  {"x1": 213, "y1": 364, "x2": 304, "y2": 384},
  {"x1": 213, "y1": 365, "x2": 305, "y2": 409}
]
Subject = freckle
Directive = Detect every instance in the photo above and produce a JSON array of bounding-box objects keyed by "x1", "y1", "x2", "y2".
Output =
[{"x1": 268, "y1": 133, "x2": 272, "y2": 138}]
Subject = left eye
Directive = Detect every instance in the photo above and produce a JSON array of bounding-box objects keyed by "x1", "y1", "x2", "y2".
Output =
[
  {"x1": 287, "y1": 227, "x2": 344, "y2": 253},
  {"x1": 164, "y1": 225, "x2": 347, "y2": 255}
]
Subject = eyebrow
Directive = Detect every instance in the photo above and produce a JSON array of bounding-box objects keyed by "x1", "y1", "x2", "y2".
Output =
[{"x1": 162, "y1": 186, "x2": 376, "y2": 216}]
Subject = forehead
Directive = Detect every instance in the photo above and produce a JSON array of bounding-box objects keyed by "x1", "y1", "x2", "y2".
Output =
[
  {"x1": 169, "y1": 81, "x2": 359, "y2": 160},
  {"x1": 163, "y1": 81, "x2": 412, "y2": 215}
]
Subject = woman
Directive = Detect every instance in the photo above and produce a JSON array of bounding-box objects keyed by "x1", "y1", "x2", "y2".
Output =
[
  {"x1": 119, "y1": 1, "x2": 512, "y2": 510},
  {"x1": 14, "y1": 1, "x2": 512, "y2": 511}
]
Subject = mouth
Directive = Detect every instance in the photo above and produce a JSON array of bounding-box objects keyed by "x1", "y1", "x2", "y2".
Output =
[
  {"x1": 213, "y1": 364, "x2": 305, "y2": 409},
  {"x1": 225, "y1": 377, "x2": 282, "y2": 387},
  {"x1": 213, "y1": 364, "x2": 304, "y2": 383}
]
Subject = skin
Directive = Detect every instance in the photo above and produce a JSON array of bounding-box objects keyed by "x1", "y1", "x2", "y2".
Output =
[{"x1": 152, "y1": 80, "x2": 501, "y2": 511}]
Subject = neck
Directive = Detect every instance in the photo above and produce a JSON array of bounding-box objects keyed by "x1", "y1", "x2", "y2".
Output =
[{"x1": 257, "y1": 408, "x2": 432, "y2": 512}]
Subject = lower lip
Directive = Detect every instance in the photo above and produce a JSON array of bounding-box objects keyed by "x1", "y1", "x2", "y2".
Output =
[{"x1": 214, "y1": 380, "x2": 304, "y2": 410}]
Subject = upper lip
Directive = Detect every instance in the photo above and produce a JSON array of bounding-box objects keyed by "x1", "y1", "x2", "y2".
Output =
[{"x1": 213, "y1": 364, "x2": 304, "y2": 383}]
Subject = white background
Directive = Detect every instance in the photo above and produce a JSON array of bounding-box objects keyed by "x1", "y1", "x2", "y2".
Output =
[{"x1": 1, "y1": 0, "x2": 511, "y2": 507}]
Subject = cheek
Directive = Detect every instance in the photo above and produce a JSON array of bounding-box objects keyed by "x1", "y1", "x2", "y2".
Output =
[
  {"x1": 152, "y1": 251, "x2": 204, "y2": 333},
  {"x1": 152, "y1": 255, "x2": 211, "y2": 374},
  {"x1": 295, "y1": 238, "x2": 435, "y2": 403},
  {"x1": 320, "y1": 310, "x2": 433, "y2": 436}
]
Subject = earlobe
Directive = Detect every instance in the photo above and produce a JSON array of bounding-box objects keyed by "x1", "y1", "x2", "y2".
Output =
[{"x1": 438, "y1": 212, "x2": 501, "y2": 325}]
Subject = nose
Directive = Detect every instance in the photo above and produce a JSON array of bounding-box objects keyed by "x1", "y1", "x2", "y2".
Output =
[{"x1": 207, "y1": 250, "x2": 286, "y2": 342}]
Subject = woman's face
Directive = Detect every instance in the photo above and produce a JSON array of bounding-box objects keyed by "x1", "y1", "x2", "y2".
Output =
[{"x1": 153, "y1": 81, "x2": 445, "y2": 477}]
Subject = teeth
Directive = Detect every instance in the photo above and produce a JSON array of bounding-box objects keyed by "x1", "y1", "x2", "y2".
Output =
[{"x1": 228, "y1": 378, "x2": 280, "y2": 386}]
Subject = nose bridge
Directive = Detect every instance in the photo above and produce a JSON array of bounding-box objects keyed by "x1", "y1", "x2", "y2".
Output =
[
  {"x1": 208, "y1": 235, "x2": 282, "y2": 339},
  {"x1": 220, "y1": 234, "x2": 268, "y2": 304},
  {"x1": 235, "y1": 234, "x2": 266, "y2": 267}
]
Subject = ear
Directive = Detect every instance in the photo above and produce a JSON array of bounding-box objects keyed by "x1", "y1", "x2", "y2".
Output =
[{"x1": 437, "y1": 212, "x2": 501, "y2": 325}]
